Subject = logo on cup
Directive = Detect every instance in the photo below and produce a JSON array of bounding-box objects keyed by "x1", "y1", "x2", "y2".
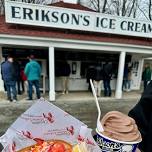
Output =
[
  {"x1": 96, "y1": 135, "x2": 135, "y2": 152},
  {"x1": 96, "y1": 136, "x2": 121, "y2": 151}
]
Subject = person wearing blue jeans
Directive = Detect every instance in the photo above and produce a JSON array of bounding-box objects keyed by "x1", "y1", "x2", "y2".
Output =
[
  {"x1": 103, "y1": 62, "x2": 112, "y2": 97},
  {"x1": 103, "y1": 79, "x2": 111, "y2": 97},
  {"x1": 123, "y1": 64, "x2": 132, "y2": 91},
  {"x1": 1, "y1": 56, "x2": 17, "y2": 102},
  {"x1": 123, "y1": 79, "x2": 131, "y2": 91},
  {"x1": 24, "y1": 55, "x2": 41, "y2": 100},
  {"x1": 5, "y1": 80, "x2": 17, "y2": 101},
  {"x1": 28, "y1": 80, "x2": 40, "y2": 100}
]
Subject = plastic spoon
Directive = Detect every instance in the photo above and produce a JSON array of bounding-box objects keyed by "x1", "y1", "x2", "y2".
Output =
[{"x1": 90, "y1": 79, "x2": 104, "y2": 132}]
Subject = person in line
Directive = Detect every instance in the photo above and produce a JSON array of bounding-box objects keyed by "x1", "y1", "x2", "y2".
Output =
[
  {"x1": 1, "y1": 58, "x2": 7, "y2": 92},
  {"x1": 60, "y1": 61, "x2": 71, "y2": 94},
  {"x1": 103, "y1": 62, "x2": 112, "y2": 97},
  {"x1": 142, "y1": 63, "x2": 151, "y2": 90},
  {"x1": 86, "y1": 65, "x2": 95, "y2": 92},
  {"x1": 24, "y1": 55, "x2": 41, "y2": 100},
  {"x1": 128, "y1": 80, "x2": 152, "y2": 152},
  {"x1": 13, "y1": 60, "x2": 22, "y2": 95},
  {"x1": 93, "y1": 64, "x2": 103, "y2": 97},
  {"x1": 1, "y1": 56, "x2": 17, "y2": 102},
  {"x1": 127, "y1": 67, "x2": 132, "y2": 91},
  {"x1": 123, "y1": 64, "x2": 129, "y2": 91},
  {"x1": 20, "y1": 66, "x2": 28, "y2": 94},
  {"x1": 123, "y1": 64, "x2": 132, "y2": 92}
]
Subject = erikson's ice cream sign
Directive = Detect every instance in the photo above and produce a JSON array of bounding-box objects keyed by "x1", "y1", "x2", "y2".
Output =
[{"x1": 5, "y1": 1, "x2": 152, "y2": 38}]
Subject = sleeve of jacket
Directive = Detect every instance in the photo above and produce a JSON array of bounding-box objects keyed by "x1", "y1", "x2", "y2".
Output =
[
  {"x1": 1, "y1": 62, "x2": 4, "y2": 80},
  {"x1": 128, "y1": 80, "x2": 152, "y2": 151},
  {"x1": 38, "y1": 63, "x2": 41, "y2": 78},
  {"x1": 24, "y1": 63, "x2": 29, "y2": 77}
]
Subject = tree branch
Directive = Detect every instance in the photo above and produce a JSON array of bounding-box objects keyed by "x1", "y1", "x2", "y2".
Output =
[
  {"x1": 148, "y1": 0, "x2": 152, "y2": 20},
  {"x1": 137, "y1": 4, "x2": 149, "y2": 20},
  {"x1": 128, "y1": 0, "x2": 136, "y2": 17}
]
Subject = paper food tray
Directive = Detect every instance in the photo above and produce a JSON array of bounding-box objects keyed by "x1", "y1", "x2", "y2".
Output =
[{"x1": 0, "y1": 98, "x2": 101, "y2": 152}]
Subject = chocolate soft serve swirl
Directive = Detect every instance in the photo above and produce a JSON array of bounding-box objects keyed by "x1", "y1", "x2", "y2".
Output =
[{"x1": 101, "y1": 111, "x2": 142, "y2": 142}]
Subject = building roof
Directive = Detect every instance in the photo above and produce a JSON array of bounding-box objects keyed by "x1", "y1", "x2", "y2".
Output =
[{"x1": 0, "y1": 1, "x2": 152, "y2": 47}]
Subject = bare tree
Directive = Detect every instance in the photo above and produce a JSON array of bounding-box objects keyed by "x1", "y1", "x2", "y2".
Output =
[
  {"x1": 148, "y1": 0, "x2": 152, "y2": 20},
  {"x1": 129, "y1": 0, "x2": 137, "y2": 17},
  {"x1": 1, "y1": 0, "x2": 152, "y2": 20},
  {"x1": 83, "y1": 0, "x2": 101, "y2": 12},
  {"x1": 102, "y1": 0, "x2": 108, "y2": 13},
  {"x1": 109, "y1": 0, "x2": 121, "y2": 15},
  {"x1": 0, "y1": 0, "x2": 4, "y2": 14},
  {"x1": 80, "y1": 0, "x2": 143, "y2": 19},
  {"x1": 11, "y1": 0, "x2": 58, "y2": 4},
  {"x1": 135, "y1": 0, "x2": 152, "y2": 20},
  {"x1": 0, "y1": 0, "x2": 59, "y2": 14},
  {"x1": 110, "y1": 0, "x2": 139, "y2": 17}
]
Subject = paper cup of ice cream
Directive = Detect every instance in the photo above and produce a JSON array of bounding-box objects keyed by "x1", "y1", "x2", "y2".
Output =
[
  {"x1": 95, "y1": 129, "x2": 141, "y2": 152},
  {"x1": 95, "y1": 111, "x2": 142, "y2": 152}
]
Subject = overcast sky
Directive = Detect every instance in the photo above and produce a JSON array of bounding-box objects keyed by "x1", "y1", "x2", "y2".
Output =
[{"x1": 63, "y1": 0, "x2": 78, "y2": 3}]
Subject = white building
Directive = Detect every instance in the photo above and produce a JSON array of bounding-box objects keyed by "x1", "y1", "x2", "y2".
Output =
[{"x1": 0, "y1": 0, "x2": 152, "y2": 101}]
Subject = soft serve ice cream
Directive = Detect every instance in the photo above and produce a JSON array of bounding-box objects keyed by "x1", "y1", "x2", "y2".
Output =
[{"x1": 100, "y1": 111, "x2": 142, "y2": 142}]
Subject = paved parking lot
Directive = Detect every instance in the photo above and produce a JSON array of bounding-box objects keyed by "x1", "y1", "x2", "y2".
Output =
[
  {"x1": 0, "y1": 91, "x2": 142, "y2": 151},
  {"x1": 0, "y1": 91, "x2": 141, "y2": 136}
]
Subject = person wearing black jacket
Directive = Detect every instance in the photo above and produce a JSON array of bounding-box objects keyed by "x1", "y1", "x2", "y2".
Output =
[
  {"x1": 103, "y1": 62, "x2": 112, "y2": 97},
  {"x1": 128, "y1": 80, "x2": 152, "y2": 152},
  {"x1": 1, "y1": 60, "x2": 7, "y2": 91},
  {"x1": 60, "y1": 61, "x2": 71, "y2": 94},
  {"x1": 93, "y1": 64, "x2": 103, "y2": 97},
  {"x1": 86, "y1": 65, "x2": 95, "y2": 92}
]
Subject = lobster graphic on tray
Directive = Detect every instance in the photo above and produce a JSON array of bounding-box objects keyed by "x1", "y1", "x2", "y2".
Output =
[{"x1": 43, "y1": 112, "x2": 54, "y2": 123}]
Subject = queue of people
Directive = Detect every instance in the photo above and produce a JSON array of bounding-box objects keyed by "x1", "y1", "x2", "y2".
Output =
[
  {"x1": 86, "y1": 62, "x2": 113, "y2": 97},
  {"x1": 1, "y1": 56, "x2": 152, "y2": 102},
  {"x1": 122, "y1": 64, "x2": 132, "y2": 92},
  {"x1": 1, "y1": 54, "x2": 41, "y2": 102}
]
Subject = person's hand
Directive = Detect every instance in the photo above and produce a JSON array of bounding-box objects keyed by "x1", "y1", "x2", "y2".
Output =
[{"x1": 136, "y1": 148, "x2": 141, "y2": 152}]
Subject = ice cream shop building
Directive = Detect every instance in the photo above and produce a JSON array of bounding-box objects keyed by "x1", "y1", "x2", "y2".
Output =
[{"x1": 0, "y1": 0, "x2": 152, "y2": 101}]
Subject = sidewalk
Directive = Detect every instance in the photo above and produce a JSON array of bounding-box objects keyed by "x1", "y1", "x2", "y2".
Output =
[
  {"x1": 55, "y1": 90, "x2": 142, "y2": 103},
  {"x1": 0, "y1": 90, "x2": 142, "y2": 104}
]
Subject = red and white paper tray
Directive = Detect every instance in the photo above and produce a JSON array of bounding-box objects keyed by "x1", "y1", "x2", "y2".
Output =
[{"x1": 0, "y1": 98, "x2": 101, "y2": 152}]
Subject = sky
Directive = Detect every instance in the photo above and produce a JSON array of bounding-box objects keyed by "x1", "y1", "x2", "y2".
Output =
[{"x1": 63, "y1": 0, "x2": 78, "y2": 3}]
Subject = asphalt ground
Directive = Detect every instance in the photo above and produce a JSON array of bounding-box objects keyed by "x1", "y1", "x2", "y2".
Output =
[
  {"x1": 0, "y1": 91, "x2": 142, "y2": 151},
  {"x1": 0, "y1": 93, "x2": 140, "y2": 136}
]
